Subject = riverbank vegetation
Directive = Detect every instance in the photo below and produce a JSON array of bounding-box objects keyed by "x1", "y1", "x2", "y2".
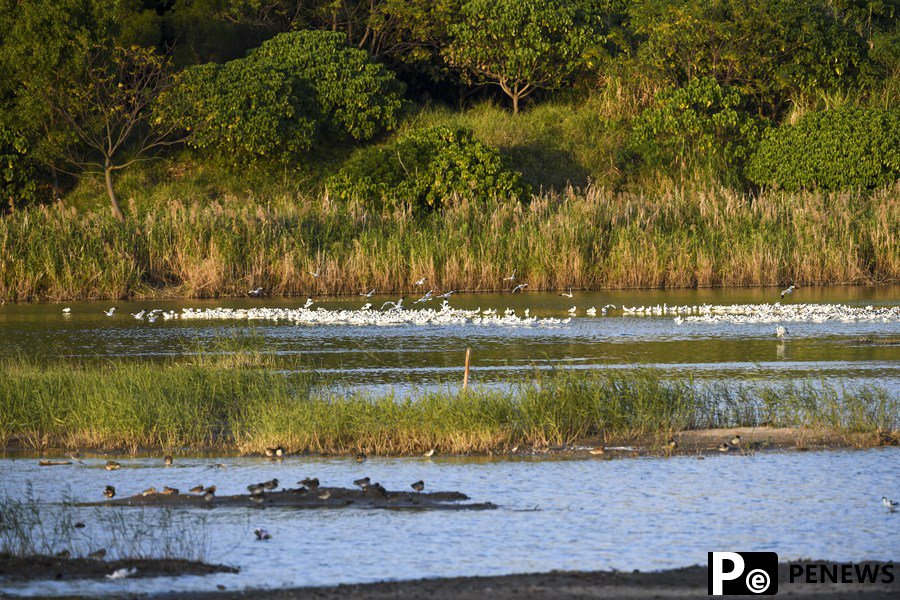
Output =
[
  {"x1": 0, "y1": 1, "x2": 897, "y2": 299},
  {"x1": 1, "y1": 355, "x2": 895, "y2": 454}
]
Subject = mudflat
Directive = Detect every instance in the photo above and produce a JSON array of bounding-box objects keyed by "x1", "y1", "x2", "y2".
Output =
[{"x1": 161, "y1": 563, "x2": 898, "y2": 600}]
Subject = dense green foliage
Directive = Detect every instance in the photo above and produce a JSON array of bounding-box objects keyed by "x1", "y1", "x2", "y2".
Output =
[
  {"x1": 747, "y1": 107, "x2": 900, "y2": 191},
  {"x1": 630, "y1": 78, "x2": 761, "y2": 178},
  {"x1": 0, "y1": 0, "x2": 897, "y2": 209},
  {"x1": 249, "y1": 30, "x2": 405, "y2": 141},
  {"x1": 329, "y1": 126, "x2": 525, "y2": 209},
  {"x1": 156, "y1": 59, "x2": 319, "y2": 160},
  {"x1": 0, "y1": 116, "x2": 37, "y2": 208}
]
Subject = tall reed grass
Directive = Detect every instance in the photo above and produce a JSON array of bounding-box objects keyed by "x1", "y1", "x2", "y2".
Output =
[
  {"x1": 1, "y1": 182, "x2": 896, "y2": 301},
  {"x1": 0, "y1": 357, "x2": 895, "y2": 454}
]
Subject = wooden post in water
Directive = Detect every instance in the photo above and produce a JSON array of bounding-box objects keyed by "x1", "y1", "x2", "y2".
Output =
[{"x1": 463, "y1": 348, "x2": 471, "y2": 390}]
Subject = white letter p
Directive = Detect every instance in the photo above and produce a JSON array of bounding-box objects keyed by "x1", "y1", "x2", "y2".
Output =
[{"x1": 712, "y1": 552, "x2": 745, "y2": 595}]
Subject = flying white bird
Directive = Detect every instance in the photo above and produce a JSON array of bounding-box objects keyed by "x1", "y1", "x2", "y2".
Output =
[
  {"x1": 303, "y1": 298, "x2": 314, "y2": 309},
  {"x1": 567, "y1": 306, "x2": 577, "y2": 315},
  {"x1": 361, "y1": 303, "x2": 372, "y2": 311},
  {"x1": 437, "y1": 291, "x2": 455, "y2": 299},
  {"x1": 559, "y1": 288, "x2": 573, "y2": 298},
  {"x1": 131, "y1": 310, "x2": 145, "y2": 320},
  {"x1": 360, "y1": 289, "x2": 375, "y2": 297},
  {"x1": 103, "y1": 308, "x2": 116, "y2": 317},
  {"x1": 503, "y1": 270, "x2": 516, "y2": 282},
  {"x1": 248, "y1": 287, "x2": 263, "y2": 296},
  {"x1": 309, "y1": 268, "x2": 320, "y2": 278},
  {"x1": 415, "y1": 277, "x2": 427, "y2": 287},
  {"x1": 780, "y1": 285, "x2": 795, "y2": 298},
  {"x1": 511, "y1": 284, "x2": 528, "y2": 293}
]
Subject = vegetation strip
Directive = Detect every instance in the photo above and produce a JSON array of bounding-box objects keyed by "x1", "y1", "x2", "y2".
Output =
[
  {"x1": 1, "y1": 356, "x2": 895, "y2": 455},
  {"x1": 2, "y1": 184, "x2": 897, "y2": 302}
]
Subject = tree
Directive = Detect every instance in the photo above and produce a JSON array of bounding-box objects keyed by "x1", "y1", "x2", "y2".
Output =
[
  {"x1": 445, "y1": 0, "x2": 606, "y2": 113},
  {"x1": 629, "y1": 0, "x2": 872, "y2": 117},
  {"x1": 45, "y1": 45, "x2": 182, "y2": 222}
]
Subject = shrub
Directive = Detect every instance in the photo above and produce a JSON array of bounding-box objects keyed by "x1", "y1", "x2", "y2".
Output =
[
  {"x1": 155, "y1": 60, "x2": 319, "y2": 161},
  {"x1": 248, "y1": 30, "x2": 405, "y2": 141},
  {"x1": 630, "y1": 77, "x2": 761, "y2": 177},
  {"x1": 328, "y1": 126, "x2": 527, "y2": 209},
  {"x1": 0, "y1": 115, "x2": 37, "y2": 208},
  {"x1": 746, "y1": 107, "x2": 900, "y2": 191}
]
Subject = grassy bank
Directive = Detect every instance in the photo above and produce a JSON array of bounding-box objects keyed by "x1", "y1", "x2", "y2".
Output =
[
  {"x1": 1, "y1": 356, "x2": 895, "y2": 454},
  {"x1": 1, "y1": 181, "x2": 897, "y2": 301}
]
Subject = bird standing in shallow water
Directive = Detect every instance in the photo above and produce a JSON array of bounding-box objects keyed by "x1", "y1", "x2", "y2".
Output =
[
  {"x1": 717, "y1": 442, "x2": 730, "y2": 452},
  {"x1": 775, "y1": 325, "x2": 788, "y2": 338},
  {"x1": 883, "y1": 496, "x2": 898, "y2": 511},
  {"x1": 103, "y1": 485, "x2": 116, "y2": 498},
  {"x1": 356, "y1": 453, "x2": 367, "y2": 462},
  {"x1": 254, "y1": 528, "x2": 272, "y2": 540},
  {"x1": 105, "y1": 461, "x2": 120, "y2": 471},
  {"x1": 353, "y1": 476, "x2": 370, "y2": 489},
  {"x1": 262, "y1": 478, "x2": 279, "y2": 490},
  {"x1": 423, "y1": 449, "x2": 435, "y2": 457},
  {"x1": 411, "y1": 480, "x2": 425, "y2": 492},
  {"x1": 162, "y1": 486, "x2": 179, "y2": 495},
  {"x1": 300, "y1": 477, "x2": 319, "y2": 490},
  {"x1": 164, "y1": 455, "x2": 173, "y2": 467}
]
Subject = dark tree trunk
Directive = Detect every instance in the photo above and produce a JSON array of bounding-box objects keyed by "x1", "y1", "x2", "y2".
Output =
[{"x1": 104, "y1": 158, "x2": 124, "y2": 223}]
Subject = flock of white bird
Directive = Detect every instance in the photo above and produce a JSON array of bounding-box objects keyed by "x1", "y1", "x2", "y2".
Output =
[{"x1": 63, "y1": 281, "x2": 898, "y2": 330}]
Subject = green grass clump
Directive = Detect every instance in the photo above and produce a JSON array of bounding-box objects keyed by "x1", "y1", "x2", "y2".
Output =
[{"x1": 0, "y1": 357, "x2": 895, "y2": 455}]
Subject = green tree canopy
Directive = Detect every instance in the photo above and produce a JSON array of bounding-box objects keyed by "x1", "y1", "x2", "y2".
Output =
[
  {"x1": 629, "y1": 0, "x2": 873, "y2": 117},
  {"x1": 445, "y1": 0, "x2": 610, "y2": 113}
]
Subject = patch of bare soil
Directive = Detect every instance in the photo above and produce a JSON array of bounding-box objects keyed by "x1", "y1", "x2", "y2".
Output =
[{"x1": 0, "y1": 553, "x2": 238, "y2": 583}]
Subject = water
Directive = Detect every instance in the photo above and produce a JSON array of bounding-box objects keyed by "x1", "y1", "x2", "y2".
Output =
[
  {"x1": 0, "y1": 449, "x2": 898, "y2": 596},
  {"x1": 0, "y1": 286, "x2": 898, "y2": 396}
]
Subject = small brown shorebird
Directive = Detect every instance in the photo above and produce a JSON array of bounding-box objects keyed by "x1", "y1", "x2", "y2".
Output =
[
  {"x1": 142, "y1": 487, "x2": 158, "y2": 496},
  {"x1": 300, "y1": 477, "x2": 320, "y2": 490},
  {"x1": 589, "y1": 447, "x2": 605, "y2": 455},
  {"x1": 164, "y1": 456, "x2": 173, "y2": 467},
  {"x1": 353, "y1": 476, "x2": 371, "y2": 489},
  {"x1": 254, "y1": 528, "x2": 272, "y2": 540},
  {"x1": 247, "y1": 483, "x2": 265, "y2": 496},
  {"x1": 88, "y1": 548, "x2": 107, "y2": 560},
  {"x1": 411, "y1": 480, "x2": 425, "y2": 492},
  {"x1": 105, "y1": 461, "x2": 121, "y2": 471},
  {"x1": 275, "y1": 446, "x2": 285, "y2": 458},
  {"x1": 103, "y1": 485, "x2": 116, "y2": 499},
  {"x1": 162, "y1": 486, "x2": 179, "y2": 495},
  {"x1": 356, "y1": 453, "x2": 367, "y2": 462},
  {"x1": 262, "y1": 478, "x2": 279, "y2": 490},
  {"x1": 204, "y1": 485, "x2": 217, "y2": 494},
  {"x1": 265, "y1": 447, "x2": 276, "y2": 458},
  {"x1": 667, "y1": 438, "x2": 678, "y2": 451},
  {"x1": 318, "y1": 490, "x2": 331, "y2": 500},
  {"x1": 190, "y1": 485, "x2": 205, "y2": 494},
  {"x1": 367, "y1": 482, "x2": 387, "y2": 497},
  {"x1": 717, "y1": 442, "x2": 730, "y2": 452},
  {"x1": 203, "y1": 489, "x2": 215, "y2": 502},
  {"x1": 730, "y1": 434, "x2": 742, "y2": 446}
]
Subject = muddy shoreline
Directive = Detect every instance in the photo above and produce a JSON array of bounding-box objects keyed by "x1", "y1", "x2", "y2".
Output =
[
  {"x1": 4, "y1": 426, "x2": 896, "y2": 460},
  {"x1": 155, "y1": 563, "x2": 898, "y2": 600},
  {"x1": 0, "y1": 554, "x2": 237, "y2": 583}
]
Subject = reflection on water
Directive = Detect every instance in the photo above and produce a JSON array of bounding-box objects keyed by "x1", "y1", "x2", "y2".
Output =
[
  {"x1": 0, "y1": 286, "x2": 897, "y2": 395},
  {"x1": 0, "y1": 449, "x2": 897, "y2": 596}
]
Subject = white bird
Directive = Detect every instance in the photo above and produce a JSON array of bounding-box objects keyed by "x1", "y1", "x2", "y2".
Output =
[
  {"x1": 106, "y1": 567, "x2": 138, "y2": 580},
  {"x1": 62, "y1": 307, "x2": 71, "y2": 313},
  {"x1": 103, "y1": 308, "x2": 116, "y2": 317},
  {"x1": 360, "y1": 289, "x2": 375, "y2": 297},
  {"x1": 303, "y1": 298, "x2": 314, "y2": 309},
  {"x1": 147, "y1": 315, "x2": 158, "y2": 323},
  {"x1": 382, "y1": 298, "x2": 403, "y2": 310},
  {"x1": 503, "y1": 271, "x2": 516, "y2": 282},
  {"x1": 423, "y1": 449, "x2": 435, "y2": 457},
  {"x1": 361, "y1": 303, "x2": 372, "y2": 311},
  {"x1": 567, "y1": 306, "x2": 577, "y2": 315},
  {"x1": 559, "y1": 288, "x2": 573, "y2": 298},
  {"x1": 309, "y1": 268, "x2": 320, "y2": 278},
  {"x1": 131, "y1": 310, "x2": 145, "y2": 320},
  {"x1": 780, "y1": 285, "x2": 795, "y2": 298},
  {"x1": 437, "y1": 291, "x2": 455, "y2": 299},
  {"x1": 248, "y1": 287, "x2": 263, "y2": 297},
  {"x1": 254, "y1": 528, "x2": 272, "y2": 540},
  {"x1": 415, "y1": 289, "x2": 434, "y2": 303},
  {"x1": 586, "y1": 307, "x2": 597, "y2": 316},
  {"x1": 883, "y1": 496, "x2": 898, "y2": 510},
  {"x1": 415, "y1": 278, "x2": 427, "y2": 287},
  {"x1": 601, "y1": 304, "x2": 616, "y2": 315},
  {"x1": 511, "y1": 284, "x2": 528, "y2": 293},
  {"x1": 775, "y1": 325, "x2": 788, "y2": 338}
]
